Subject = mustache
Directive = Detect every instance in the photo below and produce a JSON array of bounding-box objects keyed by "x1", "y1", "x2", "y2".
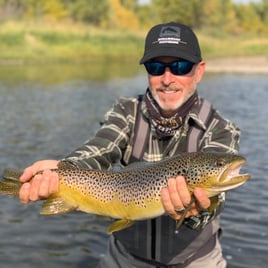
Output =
[{"x1": 156, "y1": 86, "x2": 182, "y2": 92}]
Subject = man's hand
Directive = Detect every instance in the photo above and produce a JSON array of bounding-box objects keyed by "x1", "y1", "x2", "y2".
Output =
[
  {"x1": 19, "y1": 160, "x2": 60, "y2": 204},
  {"x1": 160, "y1": 176, "x2": 211, "y2": 221}
]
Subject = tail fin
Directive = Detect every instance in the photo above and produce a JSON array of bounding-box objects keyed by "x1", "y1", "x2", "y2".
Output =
[{"x1": 0, "y1": 169, "x2": 23, "y2": 196}]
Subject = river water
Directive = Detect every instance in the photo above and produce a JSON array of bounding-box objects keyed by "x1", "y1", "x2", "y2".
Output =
[{"x1": 0, "y1": 63, "x2": 267, "y2": 268}]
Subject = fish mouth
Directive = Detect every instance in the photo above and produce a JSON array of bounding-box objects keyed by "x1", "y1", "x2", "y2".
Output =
[{"x1": 214, "y1": 158, "x2": 251, "y2": 192}]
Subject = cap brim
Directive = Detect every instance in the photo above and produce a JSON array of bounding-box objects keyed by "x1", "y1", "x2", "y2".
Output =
[{"x1": 139, "y1": 47, "x2": 201, "y2": 64}]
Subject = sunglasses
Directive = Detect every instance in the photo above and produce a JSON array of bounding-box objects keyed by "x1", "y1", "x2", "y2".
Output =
[{"x1": 144, "y1": 60, "x2": 195, "y2": 76}]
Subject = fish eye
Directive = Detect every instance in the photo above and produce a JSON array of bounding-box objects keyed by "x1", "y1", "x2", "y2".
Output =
[{"x1": 216, "y1": 160, "x2": 225, "y2": 167}]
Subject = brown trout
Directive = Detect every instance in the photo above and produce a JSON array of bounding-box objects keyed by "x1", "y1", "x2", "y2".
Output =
[{"x1": 0, "y1": 152, "x2": 250, "y2": 233}]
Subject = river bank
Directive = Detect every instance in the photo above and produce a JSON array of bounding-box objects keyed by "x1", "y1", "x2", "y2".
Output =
[
  {"x1": 1, "y1": 22, "x2": 268, "y2": 73},
  {"x1": 206, "y1": 56, "x2": 268, "y2": 73}
]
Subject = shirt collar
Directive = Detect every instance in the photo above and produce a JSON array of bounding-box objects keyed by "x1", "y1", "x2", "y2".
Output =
[
  {"x1": 186, "y1": 98, "x2": 208, "y2": 131},
  {"x1": 141, "y1": 96, "x2": 207, "y2": 131}
]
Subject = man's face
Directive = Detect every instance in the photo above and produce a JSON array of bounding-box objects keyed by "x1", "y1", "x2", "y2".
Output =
[{"x1": 147, "y1": 56, "x2": 205, "y2": 117}]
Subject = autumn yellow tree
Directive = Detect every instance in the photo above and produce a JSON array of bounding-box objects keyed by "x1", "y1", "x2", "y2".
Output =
[
  {"x1": 152, "y1": 0, "x2": 204, "y2": 27},
  {"x1": 108, "y1": 0, "x2": 139, "y2": 29},
  {"x1": 235, "y1": 3, "x2": 263, "y2": 34},
  {"x1": 23, "y1": 0, "x2": 68, "y2": 22}
]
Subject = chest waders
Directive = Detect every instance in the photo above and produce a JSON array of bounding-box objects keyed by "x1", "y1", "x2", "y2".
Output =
[{"x1": 114, "y1": 97, "x2": 220, "y2": 267}]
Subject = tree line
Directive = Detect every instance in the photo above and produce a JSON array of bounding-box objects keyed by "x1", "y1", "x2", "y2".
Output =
[{"x1": 0, "y1": 0, "x2": 267, "y2": 34}]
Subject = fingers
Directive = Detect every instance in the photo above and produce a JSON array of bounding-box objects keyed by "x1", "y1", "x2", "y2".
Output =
[
  {"x1": 19, "y1": 160, "x2": 60, "y2": 204},
  {"x1": 161, "y1": 176, "x2": 210, "y2": 221},
  {"x1": 29, "y1": 174, "x2": 43, "y2": 201},
  {"x1": 19, "y1": 170, "x2": 59, "y2": 204},
  {"x1": 48, "y1": 171, "x2": 60, "y2": 194},
  {"x1": 19, "y1": 183, "x2": 31, "y2": 204},
  {"x1": 161, "y1": 187, "x2": 176, "y2": 218},
  {"x1": 175, "y1": 176, "x2": 192, "y2": 207},
  {"x1": 39, "y1": 170, "x2": 59, "y2": 198},
  {"x1": 168, "y1": 177, "x2": 185, "y2": 210},
  {"x1": 161, "y1": 176, "x2": 190, "y2": 220},
  {"x1": 193, "y1": 187, "x2": 211, "y2": 210},
  {"x1": 20, "y1": 166, "x2": 36, "y2": 183},
  {"x1": 20, "y1": 160, "x2": 59, "y2": 183}
]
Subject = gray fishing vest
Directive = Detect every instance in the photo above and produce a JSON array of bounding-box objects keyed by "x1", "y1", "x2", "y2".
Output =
[{"x1": 114, "y1": 97, "x2": 220, "y2": 267}]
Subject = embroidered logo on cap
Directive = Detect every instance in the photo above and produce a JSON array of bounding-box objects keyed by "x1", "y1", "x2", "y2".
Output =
[{"x1": 154, "y1": 26, "x2": 187, "y2": 45}]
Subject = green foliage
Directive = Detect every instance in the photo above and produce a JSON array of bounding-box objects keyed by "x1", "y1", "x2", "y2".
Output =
[
  {"x1": 235, "y1": 3, "x2": 263, "y2": 33},
  {"x1": 152, "y1": 0, "x2": 204, "y2": 28},
  {"x1": 0, "y1": 0, "x2": 267, "y2": 64},
  {"x1": 66, "y1": 0, "x2": 109, "y2": 26},
  {"x1": 0, "y1": 23, "x2": 145, "y2": 63},
  {"x1": 0, "y1": 31, "x2": 25, "y2": 46},
  {"x1": 152, "y1": 0, "x2": 268, "y2": 35},
  {"x1": 0, "y1": 0, "x2": 267, "y2": 34}
]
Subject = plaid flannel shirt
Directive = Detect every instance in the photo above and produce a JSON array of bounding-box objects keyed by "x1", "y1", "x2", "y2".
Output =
[
  {"x1": 62, "y1": 93, "x2": 240, "y2": 231},
  {"x1": 63, "y1": 94, "x2": 240, "y2": 169}
]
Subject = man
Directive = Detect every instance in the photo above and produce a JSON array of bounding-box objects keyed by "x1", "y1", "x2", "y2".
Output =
[{"x1": 19, "y1": 22, "x2": 240, "y2": 267}]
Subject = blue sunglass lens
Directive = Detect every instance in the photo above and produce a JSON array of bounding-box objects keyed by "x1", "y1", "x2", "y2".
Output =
[
  {"x1": 144, "y1": 62, "x2": 165, "y2": 75},
  {"x1": 171, "y1": 61, "x2": 194, "y2": 75},
  {"x1": 144, "y1": 61, "x2": 194, "y2": 76}
]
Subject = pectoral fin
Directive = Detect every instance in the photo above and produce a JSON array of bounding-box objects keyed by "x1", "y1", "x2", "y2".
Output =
[
  {"x1": 107, "y1": 219, "x2": 135, "y2": 234},
  {"x1": 176, "y1": 208, "x2": 190, "y2": 229},
  {"x1": 40, "y1": 195, "x2": 76, "y2": 215},
  {"x1": 208, "y1": 195, "x2": 219, "y2": 213},
  {"x1": 176, "y1": 197, "x2": 195, "y2": 229}
]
